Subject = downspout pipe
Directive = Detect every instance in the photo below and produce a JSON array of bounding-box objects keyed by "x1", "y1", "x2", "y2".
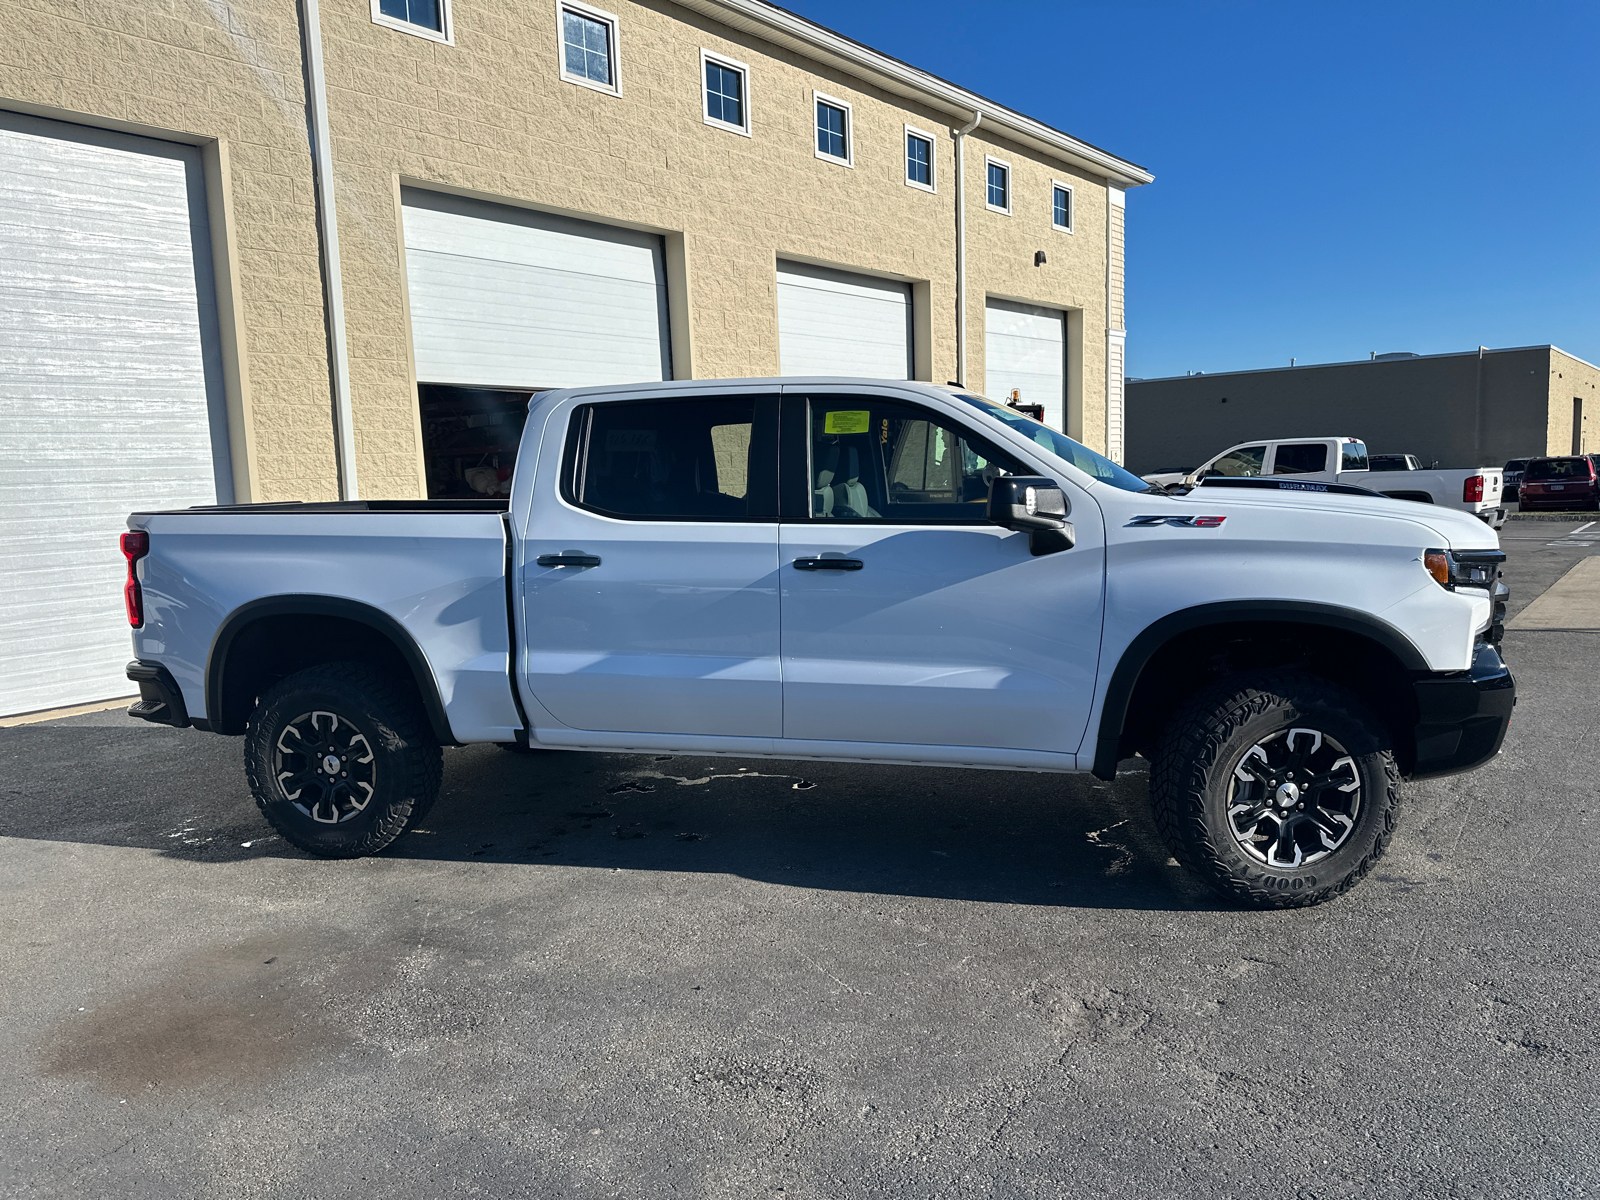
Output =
[
  {"x1": 953, "y1": 111, "x2": 981, "y2": 388},
  {"x1": 298, "y1": 0, "x2": 359, "y2": 500}
]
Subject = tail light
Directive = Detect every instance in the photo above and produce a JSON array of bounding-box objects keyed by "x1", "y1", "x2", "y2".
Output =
[
  {"x1": 120, "y1": 531, "x2": 149, "y2": 628},
  {"x1": 1463, "y1": 475, "x2": 1484, "y2": 503}
]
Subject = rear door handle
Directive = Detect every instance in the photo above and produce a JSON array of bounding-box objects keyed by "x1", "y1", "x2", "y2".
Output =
[
  {"x1": 792, "y1": 557, "x2": 864, "y2": 571},
  {"x1": 536, "y1": 553, "x2": 602, "y2": 568}
]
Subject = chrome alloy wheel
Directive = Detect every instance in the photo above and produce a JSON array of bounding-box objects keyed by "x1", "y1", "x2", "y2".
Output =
[
  {"x1": 274, "y1": 710, "x2": 377, "y2": 825},
  {"x1": 1226, "y1": 727, "x2": 1362, "y2": 869}
]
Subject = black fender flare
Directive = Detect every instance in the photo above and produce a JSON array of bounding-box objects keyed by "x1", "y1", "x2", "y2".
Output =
[
  {"x1": 206, "y1": 594, "x2": 456, "y2": 744},
  {"x1": 1090, "y1": 600, "x2": 1430, "y2": 780}
]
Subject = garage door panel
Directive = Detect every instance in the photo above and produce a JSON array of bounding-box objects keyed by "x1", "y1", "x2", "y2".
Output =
[
  {"x1": 776, "y1": 261, "x2": 912, "y2": 380},
  {"x1": 402, "y1": 189, "x2": 671, "y2": 390},
  {"x1": 0, "y1": 115, "x2": 227, "y2": 717},
  {"x1": 985, "y1": 299, "x2": 1066, "y2": 431}
]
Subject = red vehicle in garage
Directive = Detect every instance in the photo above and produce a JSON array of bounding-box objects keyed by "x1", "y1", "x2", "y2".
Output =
[{"x1": 1517, "y1": 456, "x2": 1600, "y2": 511}]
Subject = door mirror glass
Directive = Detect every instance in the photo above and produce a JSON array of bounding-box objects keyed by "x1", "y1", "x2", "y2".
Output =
[{"x1": 987, "y1": 475, "x2": 1075, "y2": 555}]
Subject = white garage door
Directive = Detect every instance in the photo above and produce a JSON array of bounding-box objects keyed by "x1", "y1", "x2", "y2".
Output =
[
  {"x1": 401, "y1": 189, "x2": 671, "y2": 388},
  {"x1": 0, "y1": 114, "x2": 230, "y2": 718},
  {"x1": 985, "y1": 299, "x2": 1066, "y2": 430},
  {"x1": 776, "y1": 261, "x2": 912, "y2": 379}
]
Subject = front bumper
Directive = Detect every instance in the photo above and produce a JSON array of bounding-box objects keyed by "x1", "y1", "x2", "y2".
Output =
[{"x1": 1409, "y1": 641, "x2": 1515, "y2": 780}]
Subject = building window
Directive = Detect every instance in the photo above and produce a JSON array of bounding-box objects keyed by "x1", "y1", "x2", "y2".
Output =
[
  {"x1": 371, "y1": 0, "x2": 451, "y2": 42},
  {"x1": 1052, "y1": 181, "x2": 1073, "y2": 231},
  {"x1": 559, "y1": 3, "x2": 620, "y2": 94},
  {"x1": 985, "y1": 158, "x2": 1010, "y2": 214},
  {"x1": 701, "y1": 51, "x2": 751, "y2": 135},
  {"x1": 905, "y1": 126, "x2": 935, "y2": 192},
  {"x1": 814, "y1": 92, "x2": 852, "y2": 166}
]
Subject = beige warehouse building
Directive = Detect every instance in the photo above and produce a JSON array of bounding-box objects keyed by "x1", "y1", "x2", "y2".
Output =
[
  {"x1": 1125, "y1": 346, "x2": 1600, "y2": 477},
  {"x1": 0, "y1": 0, "x2": 1149, "y2": 716}
]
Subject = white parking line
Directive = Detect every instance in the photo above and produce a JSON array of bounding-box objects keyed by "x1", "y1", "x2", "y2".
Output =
[{"x1": 1545, "y1": 520, "x2": 1597, "y2": 548}]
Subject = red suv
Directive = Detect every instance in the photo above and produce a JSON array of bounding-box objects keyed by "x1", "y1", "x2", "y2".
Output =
[{"x1": 1517, "y1": 456, "x2": 1600, "y2": 511}]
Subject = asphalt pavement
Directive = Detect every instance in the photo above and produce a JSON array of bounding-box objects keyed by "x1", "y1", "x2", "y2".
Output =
[{"x1": 2, "y1": 524, "x2": 1598, "y2": 1199}]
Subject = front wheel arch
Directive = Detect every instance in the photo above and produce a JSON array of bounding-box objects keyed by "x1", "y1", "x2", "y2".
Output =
[{"x1": 1092, "y1": 603, "x2": 1429, "y2": 780}]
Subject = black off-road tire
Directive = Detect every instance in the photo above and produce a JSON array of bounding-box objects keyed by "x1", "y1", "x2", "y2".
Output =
[
  {"x1": 1150, "y1": 670, "x2": 1400, "y2": 909},
  {"x1": 244, "y1": 663, "x2": 443, "y2": 858}
]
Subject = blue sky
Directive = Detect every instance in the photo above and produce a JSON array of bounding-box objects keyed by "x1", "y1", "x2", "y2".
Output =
[{"x1": 788, "y1": 0, "x2": 1600, "y2": 379}]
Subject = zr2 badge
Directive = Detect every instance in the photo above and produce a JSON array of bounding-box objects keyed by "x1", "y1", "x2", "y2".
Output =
[{"x1": 1127, "y1": 514, "x2": 1227, "y2": 528}]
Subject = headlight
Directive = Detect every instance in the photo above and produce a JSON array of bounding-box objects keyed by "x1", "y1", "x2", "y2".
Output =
[{"x1": 1424, "y1": 548, "x2": 1505, "y2": 590}]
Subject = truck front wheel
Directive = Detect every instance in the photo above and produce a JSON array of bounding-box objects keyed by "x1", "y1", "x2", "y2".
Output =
[
  {"x1": 1150, "y1": 670, "x2": 1400, "y2": 908},
  {"x1": 244, "y1": 663, "x2": 443, "y2": 858}
]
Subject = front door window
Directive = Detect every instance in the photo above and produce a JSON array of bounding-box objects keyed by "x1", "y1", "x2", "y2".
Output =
[
  {"x1": 1206, "y1": 445, "x2": 1267, "y2": 478},
  {"x1": 806, "y1": 399, "x2": 1026, "y2": 522}
]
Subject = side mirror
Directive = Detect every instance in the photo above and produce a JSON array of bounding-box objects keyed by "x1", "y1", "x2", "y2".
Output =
[{"x1": 988, "y1": 476, "x2": 1075, "y2": 556}]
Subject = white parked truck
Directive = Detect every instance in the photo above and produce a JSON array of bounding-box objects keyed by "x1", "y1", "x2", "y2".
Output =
[
  {"x1": 121, "y1": 381, "x2": 1515, "y2": 908},
  {"x1": 1142, "y1": 436, "x2": 1506, "y2": 527}
]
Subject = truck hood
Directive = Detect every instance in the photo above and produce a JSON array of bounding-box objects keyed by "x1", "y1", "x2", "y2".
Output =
[{"x1": 1157, "y1": 484, "x2": 1501, "y2": 549}]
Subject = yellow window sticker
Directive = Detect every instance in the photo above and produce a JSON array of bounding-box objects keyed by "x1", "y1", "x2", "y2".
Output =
[{"x1": 823, "y1": 410, "x2": 870, "y2": 435}]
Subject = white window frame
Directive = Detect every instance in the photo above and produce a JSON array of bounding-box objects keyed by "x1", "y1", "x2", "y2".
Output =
[
  {"x1": 700, "y1": 49, "x2": 752, "y2": 137},
  {"x1": 813, "y1": 90, "x2": 853, "y2": 168},
  {"x1": 984, "y1": 155, "x2": 1012, "y2": 215},
  {"x1": 370, "y1": 0, "x2": 453, "y2": 44},
  {"x1": 557, "y1": 1, "x2": 622, "y2": 97},
  {"x1": 1051, "y1": 179, "x2": 1074, "y2": 233},
  {"x1": 903, "y1": 124, "x2": 937, "y2": 193}
]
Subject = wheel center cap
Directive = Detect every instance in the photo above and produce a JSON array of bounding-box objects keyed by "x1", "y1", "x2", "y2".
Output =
[
  {"x1": 322, "y1": 754, "x2": 342, "y2": 775},
  {"x1": 1275, "y1": 781, "x2": 1301, "y2": 808}
]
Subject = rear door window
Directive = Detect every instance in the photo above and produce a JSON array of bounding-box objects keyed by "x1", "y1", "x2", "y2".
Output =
[
  {"x1": 1272, "y1": 442, "x2": 1329, "y2": 475},
  {"x1": 564, "y1": 396, "x2": 778, "y2": 519},
  {"x1": 1341, "y1": 441, "x2": 1369, "y2": 470},
  {"x1": 1205, "y1": 445, "x2": 1266, "y2": 478}
]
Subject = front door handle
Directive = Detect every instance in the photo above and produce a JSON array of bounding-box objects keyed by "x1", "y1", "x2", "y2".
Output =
[
  {"x1": 536, "y1": 553, "x2": 602, "y2": 568},
  {"x1": 792, "y1": 557, "x2": 864, "y2": 571}
]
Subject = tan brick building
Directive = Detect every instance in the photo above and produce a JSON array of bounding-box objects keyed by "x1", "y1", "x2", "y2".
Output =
[
  {"x1": 0, "y1": 0, "x2": 1148, "y2": 714},
  {"x1": 2, "y1": 0, "x2": 1149, "y2": 498}
]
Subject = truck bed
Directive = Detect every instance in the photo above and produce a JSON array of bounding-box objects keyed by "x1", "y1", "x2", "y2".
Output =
[{"x1": 126, "y1": 503, "x2": 522, "y2": 744}]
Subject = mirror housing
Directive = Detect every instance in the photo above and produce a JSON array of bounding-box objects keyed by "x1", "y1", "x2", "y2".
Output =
[{"x1": 987, "y1": 476, "x2": 1075, "y2": 556}]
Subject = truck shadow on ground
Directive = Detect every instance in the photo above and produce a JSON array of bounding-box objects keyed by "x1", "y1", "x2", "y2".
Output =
[{"x1": 1, "y1": 723, "x2": 1224, "y2": 912}]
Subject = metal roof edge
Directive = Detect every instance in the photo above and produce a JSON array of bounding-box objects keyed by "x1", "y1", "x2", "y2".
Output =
[
  {"x1": 1129, "y1": 345, "x2": 1562, "y2": 384},
  {"x1": 674, "y1": 0, "x2": 1154, "y2": 187}
]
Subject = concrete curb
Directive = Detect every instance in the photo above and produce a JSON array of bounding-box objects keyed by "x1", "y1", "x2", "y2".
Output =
[{"x1": 0, "y1": 696, "x2": 137, "y2": 728}]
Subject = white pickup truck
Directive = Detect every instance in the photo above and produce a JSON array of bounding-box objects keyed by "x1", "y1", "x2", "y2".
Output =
[
  {"x1": 121, "y1": 380, "x2": 1515, "y2": 909},
  {"x1": 1142, "y1": 436, "x2": 1507, "y2": 527}
]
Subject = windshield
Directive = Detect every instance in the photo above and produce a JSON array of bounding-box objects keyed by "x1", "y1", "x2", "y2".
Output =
[{"x1": 956, "y1": 393, "x2": 1151, "y2": 492}]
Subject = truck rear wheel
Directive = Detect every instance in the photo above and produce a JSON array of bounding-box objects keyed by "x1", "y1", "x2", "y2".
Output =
[
  {"x1": 244, "y1": 663, "x2": 442, "y2": 858},
  {"x1": 1150, "y1": 670, "x2": 1400, "y2": 908}
]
